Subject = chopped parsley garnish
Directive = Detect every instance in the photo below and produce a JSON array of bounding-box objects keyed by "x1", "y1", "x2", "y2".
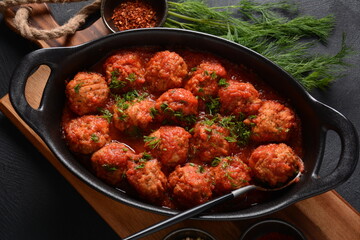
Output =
[
  {"x1": 160, "y1": 102, "x2": 197, "y2": 124},
  {"x1": 117, "y1": 112, "x2": 128, "y2": 121},
  {"x1": 178, "y1": 113, "x2": 197, "y2": 124},
  {"x1": 98, "y1": 108, "x2": 113, "y2": 123},
  {"x1": 225, "y1": 136, "x2": 237, "y2": 143},
  {"x1": 135, "y1": 164, "x2": 145, "y2": 169},
  {"x1": 116, "y1": 100, "x2": 129, "y2": 110},
  {"x1": 125, "y1": 73, "x2": 137, "y2": 82},
  {"x1": 210, "y1": 71, "x2": 218, "y2": 79},
  {"x1": 102, "y1": 164, "x2": 118, "y2": 172},
  {"x1": 91, "y1": 133, "x2": 99, "y2": 142},
  {"x1": 211, "y1": 157, "x2": 221, "y2": 167},
  {"x1": 205, "y1": 96, "x2": 220, "y2": 115},
  {"x1": 198, "y1": 165, "x2": 205, "y2": 173},
  {"x1": 218, "y1": 78, "x2": 229, "y2": 87},
  {"x1": 141, "y1": 152, "x2": 152, "y2": 160},
  {"x1": 221, "y1": 161, "x2": 230, "y2": 169},
  {"x1": 109, "y1": 70, "x2": 127, "y2": 89},
  {"x1": 122, "y1": 89, "x2": 148, "y2": 102},
  {"x1": 135, "y1": 153, "x2": 150, "y2": 169},
  {"x1": 150, "y1": 107, "x2": 158, "y2": 118},
  {"x1": 74, "y1": 83, "x2": 83, "y2": 93},
  {"x1": 234, "y1": 121, "x2": 252, "y2": 146},
  {"x1": 114, "y1": 98, "x2": 129, "y2": 121},
  {"x1": 160, "y1": 102, "x2": 169, "y2": 111},
  {"x1": 202, "y1": 115, "x2": 252, "y2": 146},
  {"x1": 143, "y1": 136, "x2": 161, "y2": 149}
]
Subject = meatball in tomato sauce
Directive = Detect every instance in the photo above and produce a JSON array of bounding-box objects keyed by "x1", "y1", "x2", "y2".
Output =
[
  {"x1": 113, "y1": 98, "x2": 155, "y2": 132},
  {"x1": 190, "y1": 120, "x2": 232, "y2": 163},
  {"x1": 249, "y1": 143, "x2": 304, "y2": 187},
  {"x1": 63, "y1": 115, "x2": 111, "y2": 154},
  {"x1": 219, "y1": 80, "x2": 262, "y2": 117},
  {"x1": 90, "y1": 142, "x2": 138, "y2": 186},
  {"x1": 103, "y1": 51, "x2": 146, "y2": 92},
  {"x1": 211, "y1": 156, "x2": 252, "y2": 195},
  {"x1": 126, "y1": 159, "x2": 168, "y2": 205},
  {"x1": 168, "y1": 163, "x2": 213, "y2": 208},
  {"x1": 185, "y1": 61, "x2": 227, "y2": 100},
  {"x1": 66, "y1": 72, "x2": 109, "y2": 116},
  {"x1": 155, "y1": 88, "x2": 198, "y2": 125},
  {"x1": 145, "y1": 51, "x2": 188, "y2": 92},
  {"x1": 144, "y1": 126, "x2": 191, "y2": 168},
  {"x1": 245, "y1": 100, "x2": 296, "y2": 142}
]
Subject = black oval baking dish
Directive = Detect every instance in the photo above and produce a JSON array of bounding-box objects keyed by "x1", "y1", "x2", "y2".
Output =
[{"x1": 9, "y1": 28, "x2": 359, "y2": 220}]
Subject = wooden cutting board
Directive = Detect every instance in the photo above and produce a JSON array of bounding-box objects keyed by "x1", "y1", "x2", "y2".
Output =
[{"x1": 1, "y1": 4, "x2": 359, "y2": 240}]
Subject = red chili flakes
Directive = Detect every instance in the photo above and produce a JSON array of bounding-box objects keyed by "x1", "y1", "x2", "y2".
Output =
[{"x1": 111, "y1": 0, "x2": 159, "y2": 31}]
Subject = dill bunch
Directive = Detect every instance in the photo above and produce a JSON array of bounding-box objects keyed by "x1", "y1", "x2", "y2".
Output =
[{"x1": 165, "y1": 0, "x2": 352, "y2": 90}]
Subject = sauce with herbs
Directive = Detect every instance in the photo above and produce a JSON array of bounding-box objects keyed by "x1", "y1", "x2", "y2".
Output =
[{"x1": 62, "y1": 46, "x2": 303, "y2": 210}]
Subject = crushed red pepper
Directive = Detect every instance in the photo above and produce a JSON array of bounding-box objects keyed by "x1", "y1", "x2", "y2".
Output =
[{"x1": 111, "y1": 0, "x2": 159, "y2": 31}]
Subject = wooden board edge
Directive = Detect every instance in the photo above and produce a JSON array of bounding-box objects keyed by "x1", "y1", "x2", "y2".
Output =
[{"x1": 332, "y1": 191, "x2": 360, "y2": 215}]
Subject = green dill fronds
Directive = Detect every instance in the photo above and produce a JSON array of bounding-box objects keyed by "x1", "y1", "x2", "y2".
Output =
[
  {"x1": 98, "y1": 108, "x2": 113, "y2": 123},
  {"x1": 74, "y1": 83, "x2": 83, "y2": 93},
  {"x1": 166, "y1": 0, "x2": 353, "y2": 90},
  {"x1": 102, "y1": 164, "x2": 118, "y2": 172},
  {"x1": 205, "y1": 96, "x2": 221, "y2": 115},
  {"x1": 144, "y1": 135, "x2": 161, "y2": 149},
  {"x1": 90, "y1": 133, "x2": 99, "y2": 142}
]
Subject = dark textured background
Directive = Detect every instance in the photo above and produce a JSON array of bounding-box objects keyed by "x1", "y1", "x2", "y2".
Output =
[{"x1": 0, "y1": 0, "x2": 359, "y2": 239}]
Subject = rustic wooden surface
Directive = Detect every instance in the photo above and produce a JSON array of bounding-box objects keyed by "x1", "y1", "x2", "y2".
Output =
[{"x1": 1, "y1": 3, "x2": 359, "y2": 240}]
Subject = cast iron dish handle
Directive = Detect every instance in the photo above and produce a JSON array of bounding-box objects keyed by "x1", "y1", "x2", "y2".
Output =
[
  {"x1": 9, "y1": 47, "x2": 76, "y2": 134},
  {"x1": 297, "y1": 100, "x2": 359, "y2": 199}
]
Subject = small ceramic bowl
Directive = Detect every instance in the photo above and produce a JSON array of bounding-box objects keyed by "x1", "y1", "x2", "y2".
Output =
[
  {"x1": 240, "y1": 219, "x2": 306, "y2": 240},
  {"x1": 101, "y1": 0, "x2": 168, "y2": 33},
  {"x1": 163, "y1": 228, "x2": 216, "y2": 240}
]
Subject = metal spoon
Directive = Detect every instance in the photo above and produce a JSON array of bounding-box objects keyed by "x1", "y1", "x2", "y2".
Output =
[{"x1": 123, "y1": 170, "x2": 302, "y2": 240}]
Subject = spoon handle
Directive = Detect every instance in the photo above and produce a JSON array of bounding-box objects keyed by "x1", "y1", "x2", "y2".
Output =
[{"x1": 123, "y1": 185, "x2": 257, "y2": 240}]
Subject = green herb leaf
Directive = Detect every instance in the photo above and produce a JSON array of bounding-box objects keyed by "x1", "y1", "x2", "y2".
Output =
[
  {"x1": 135, "y1": 163, "x2": 145, "y2": 170},
  {"x1": 98, "y1": 108, "x2": 113, "y2": 123},
  {"x1": 205, "y1": 96, "x2": 220, "y2": 115},
  {"x1": 102, "y1": 164, "x2": 118, "y2": 172},
  {"x1": 165, "y1": 0, "x2": 352, "y2": 90},
  {"x1": 218, "y1": 78, "x2": 229, "y2": 87},
  {"x1": 211, "y1": 157, "x2": 221, "y2": 167},
  {"x1": 74, "y1": 83, "x2": 83, "y2": 93},
  {"x1": 109, "y1": 70, "x2": 127, "y2": 89},
  {"x1": 144, "y1": 135, "x2": 161, "y2": 149},
  {"x1": 150, "y1": 107, "x2": 159, "y2": 118},
  {"x1": 125, "y1": 73, "x2": 137, "y2": 82},
  {"x1": 91, "y1": 133, "x2": 99, "y2": 142}
]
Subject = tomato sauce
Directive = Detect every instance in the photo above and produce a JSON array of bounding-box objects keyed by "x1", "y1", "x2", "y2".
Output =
[{"x1": 61, "y1": 46, "x2": 303, "y2": 210}]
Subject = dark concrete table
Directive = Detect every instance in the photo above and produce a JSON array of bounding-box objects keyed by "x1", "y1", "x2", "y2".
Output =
[{"x1": 0, "y1": 0, "x2": 359, "y2": 239}]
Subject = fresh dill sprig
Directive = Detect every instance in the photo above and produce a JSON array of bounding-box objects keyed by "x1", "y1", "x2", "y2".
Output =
[{"x1": 165, "y1": 0, "x2": 353, "y2": 90}]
